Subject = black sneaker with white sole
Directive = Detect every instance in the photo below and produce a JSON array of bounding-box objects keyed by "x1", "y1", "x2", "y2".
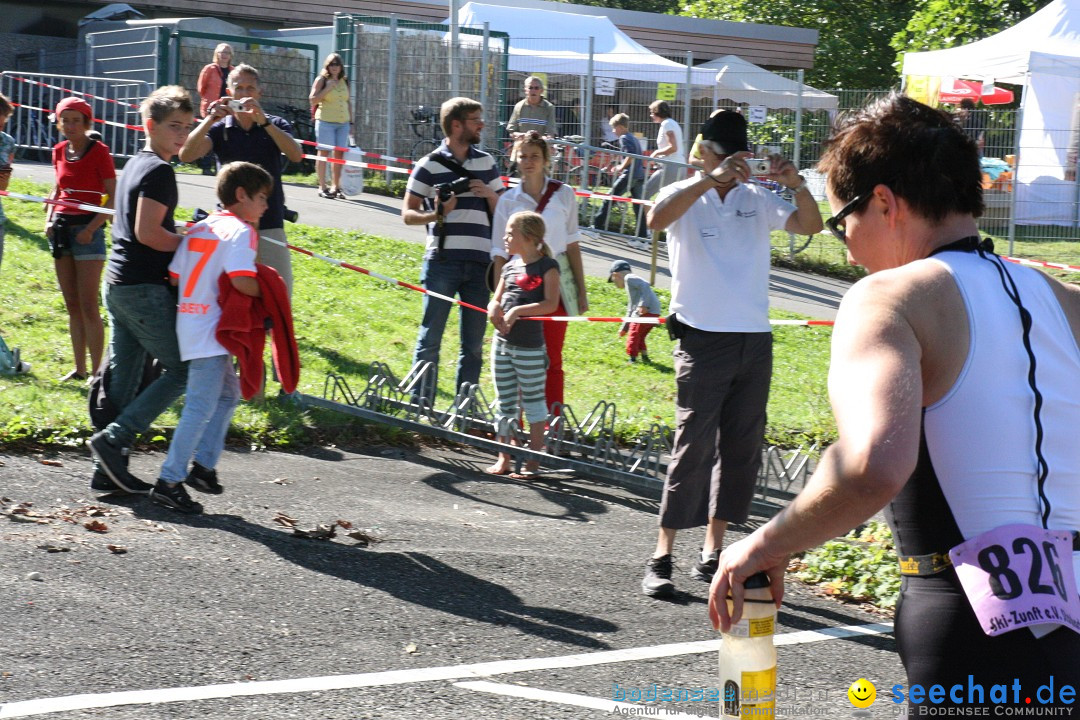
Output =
[
  {"x1": 691, "y1": 549, "x2": 719, "y2": 582},
  {"x1": 149, "y1": 480, "x2": 204, "y2": 514},
  {"x1": 90, "y1": 469, "x2": 152, "y2": 495},
  {"x1": 642, "y1": 554, "x2": 676, "y2": 598},
  {"x1": 185, "y1": 462, "x2": 223, "y2": 495},
  {"x1": 87, "y1": 432, "x2": 153, "y2": 494}
]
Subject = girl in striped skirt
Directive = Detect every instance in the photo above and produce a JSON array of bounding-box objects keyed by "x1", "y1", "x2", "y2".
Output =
[{"x1": 485, "y1": 211, "x2": 560, "y2": 478}]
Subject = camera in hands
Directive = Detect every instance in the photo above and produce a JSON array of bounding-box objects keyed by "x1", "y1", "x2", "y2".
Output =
[
  {"x1": 227, "y1": 99, "x2": 246, "y2": 112},
  {"x1": 746, "y1": 158, "x2": 771, "y2": 175},
  {"x1": 435, "y1": 176, "x2": 472, "y2": 202}
]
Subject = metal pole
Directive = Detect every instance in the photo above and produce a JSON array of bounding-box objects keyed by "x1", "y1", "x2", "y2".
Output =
[
  {"x1": 794, "y1": 69, "x2": 804, "y2": 169},
  {"x1": 350, "y1": 20, "x2": 360, "y2": 148},
  {"x1": 584, "y1": 36, "x2": 594, "y2": 189},
  {"x1": 387, "y1": 18, "x2": 398, "y2": 184},
  {"x1": 1007, "y1": 73, "x2": 1029, "y2": 256},
  {"x1": 683, "y1": 51, "x2": 693, "y2": 160},
  {"x1": 450, "y1": 0, "x2": 460, "y2": 96},
  {"x1": 480, "y1": 22, "x2": 490, "y2": 149}
]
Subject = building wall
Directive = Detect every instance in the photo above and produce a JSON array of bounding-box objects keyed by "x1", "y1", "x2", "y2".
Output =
[{"x1": 0, "y1": 34, "x2": 80, "y2": 77}]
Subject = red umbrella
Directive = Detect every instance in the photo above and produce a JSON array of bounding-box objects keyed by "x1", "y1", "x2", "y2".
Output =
[{"x1": 939, "y1": 78, "x2": 1015, "y2": 105}]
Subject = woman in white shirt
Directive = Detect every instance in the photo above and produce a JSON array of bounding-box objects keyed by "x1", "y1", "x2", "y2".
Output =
[
  {"x1": 491, "y1": 131, "x2": 589, "y2": 413},
  {"x1": 644, "y1": 100, "x2": 685, "y2": 200}
]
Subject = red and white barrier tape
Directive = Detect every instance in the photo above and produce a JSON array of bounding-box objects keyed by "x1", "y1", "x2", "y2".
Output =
[
  {"x1": 300, "y1": 152, "x2": 411, "y2": 175},
  {"x1": 12, "y1": 102, "x2": 143, "y2": 133},
  {"x1": 0, "y1": 187, "x2": 833, "y2": 325},
  {"x1": 7, "y1": 75, "x2": 143, "y2": 111},
  {"x1": 298, "y1": 140, "x2": 414, "y2": 167}
]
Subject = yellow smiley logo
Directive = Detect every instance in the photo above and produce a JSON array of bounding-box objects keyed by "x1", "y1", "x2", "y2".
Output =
[{"x1": 848, "y1": 678, "x2": 876, "y2": 708}]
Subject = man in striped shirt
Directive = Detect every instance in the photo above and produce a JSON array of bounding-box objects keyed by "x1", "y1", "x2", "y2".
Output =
[{"x1": 402, "y1": 97, "x2": 504, "y2": 405}]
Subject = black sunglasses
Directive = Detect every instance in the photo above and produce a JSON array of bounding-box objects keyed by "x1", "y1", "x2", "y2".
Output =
[
  {"x1": 825, "y1": 190, "x2": 874, "y2": 244},
  {"x1": 328, "y1": 62, "x2": 342, "y2": 67}
]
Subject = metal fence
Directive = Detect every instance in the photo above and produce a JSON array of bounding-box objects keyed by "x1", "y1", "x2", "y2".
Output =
[
  {"x1": 1, "y1": 71, "x2": 151, "y2": 161},
  {"x1": 334, "y1": 15, "x2": 510, "y2": 162}
]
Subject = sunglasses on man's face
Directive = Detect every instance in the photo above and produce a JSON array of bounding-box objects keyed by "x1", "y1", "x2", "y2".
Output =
[{"x1": 825, "y1": 190, "x2": 873, "y2": 244}]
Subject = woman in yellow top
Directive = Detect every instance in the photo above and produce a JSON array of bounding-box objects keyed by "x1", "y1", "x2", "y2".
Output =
[{"x1": 309, "y1": 53, "x2": 353, "y2": 199}]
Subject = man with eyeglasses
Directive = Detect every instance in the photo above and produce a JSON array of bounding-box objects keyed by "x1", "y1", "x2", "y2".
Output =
[
  {"x1": 506, "y1": 76, "x2": 558, "y2": 140},
  {"x1": 638, "y1": 110, "x2": 823, "y2": 599}
]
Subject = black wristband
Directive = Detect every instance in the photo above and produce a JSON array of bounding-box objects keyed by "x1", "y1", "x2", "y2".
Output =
[{"x1": 258, "y1": 119, "x2": 271, "y2": 128}]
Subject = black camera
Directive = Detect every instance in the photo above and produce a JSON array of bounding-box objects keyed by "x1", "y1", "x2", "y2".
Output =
[
  {"x1": 283, "y1": 206, "x2": 298, "y2": 223},
  {"x1": 435, "y1": 176, "x2": 472, "y2": 203}
]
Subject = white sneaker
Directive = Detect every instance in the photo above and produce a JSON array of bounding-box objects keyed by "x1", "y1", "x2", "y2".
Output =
[{"x1": 628, "y1": 238, "x2": 649, "y2": 251}]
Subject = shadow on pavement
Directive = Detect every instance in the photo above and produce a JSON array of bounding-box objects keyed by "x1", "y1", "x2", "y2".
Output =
[{"x1": 132, "y1": 504, "x2": 619, "y2": 650}]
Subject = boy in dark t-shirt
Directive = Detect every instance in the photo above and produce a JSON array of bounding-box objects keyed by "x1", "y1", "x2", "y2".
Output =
[{"x1": 87, "y1": 86, "x2": 195, "y2": 496}]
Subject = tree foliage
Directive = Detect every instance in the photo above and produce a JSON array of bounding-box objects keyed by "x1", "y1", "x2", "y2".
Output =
[
  {"x1": 682, "y1": 0, "x2": 1052, "y2": 90},
  {"x1": 890, "y1": 0, "x2": 1053, "y2": 63},
  {"x1": 682, "y1": 0, "x2": 915, "y2": 90}
]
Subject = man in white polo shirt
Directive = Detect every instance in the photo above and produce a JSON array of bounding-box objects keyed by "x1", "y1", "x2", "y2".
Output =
[{"x1": 640, "y1": 111, "x2": 823, "y2": 598}]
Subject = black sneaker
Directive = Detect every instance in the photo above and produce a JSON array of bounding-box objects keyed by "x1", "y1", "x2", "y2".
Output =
[
  {"x1": 642, "y1": 554, "x2": 676, "y2": 598},
  {"x1": 149, "y1": 480, "x2": 203, "y2": 514},
  {"x1": 186, "y1": 462, "x2": 223, "y2": 495},
  {"x1": 691, "y1": 549, "x2": 719, "y2": 582},
  {"x1": 87, "y1": 432, "x2": 152, "y2": 494},
  {"x1": 89, "y1": 469, "x2": 152, "y2": 495}
]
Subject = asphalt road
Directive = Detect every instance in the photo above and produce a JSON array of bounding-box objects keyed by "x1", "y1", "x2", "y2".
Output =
[
  {"x1": 0, "y1": 448, "x2": 905, "y2": 720},
  {"x1": 13, "y1": 161, "x2": 849, "y2": 320},
  {"x1": 0, "y1": 161, "x2": 888, "y2": 720}
]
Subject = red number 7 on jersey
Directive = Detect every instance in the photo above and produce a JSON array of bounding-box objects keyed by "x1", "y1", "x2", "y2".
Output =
[{"x1": 182, "y1": 237, "x2": 218, "y2": 298}]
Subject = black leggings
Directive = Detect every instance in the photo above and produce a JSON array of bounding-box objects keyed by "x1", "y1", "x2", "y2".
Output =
[{"x1": 896, "y1": 571, "x2": 1080, "y2": 714}]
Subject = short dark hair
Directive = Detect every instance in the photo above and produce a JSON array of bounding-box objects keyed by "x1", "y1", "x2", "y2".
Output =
[
  {"x1": 0, "y1": 93, "x2": 12, "y2": 118},
  {"x1": 216, "y1": 161, "x2": 273, "y2": 206},
  {"x1": 818, "y1": 92, "x2": 984, "y2": 223},
  {"x1": 649, "y1": 101, "x2": 671, "y2": 119},
  {"x1": 440, "y1": 97, "x2": 483, "y2": 138}
]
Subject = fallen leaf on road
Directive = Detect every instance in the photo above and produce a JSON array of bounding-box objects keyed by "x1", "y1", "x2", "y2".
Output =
[
  {"x1": 404, "y1": 643, "x2": 417, "y2": 654},
  {"x1": 292, "y1": 523, "x2": 336, "y2": 540},
  {"x1": 39, "y1": 459, "x2": 63, "y2": 467},
  {"x1": 106, "y1": 545, "x2": 128, "y2": 554},
  {"x1": 37, "y1": 544, "x2": 71, "y2": 553},
  {"x1": 83, "y1": 520, "x2": 109, "y2": 533},
  {"x1": 336, "y1": 519, "x2": 353, "y2": 529},
  {"x1": 272, "y1": 512, "x2": 298, "y2": 528}
]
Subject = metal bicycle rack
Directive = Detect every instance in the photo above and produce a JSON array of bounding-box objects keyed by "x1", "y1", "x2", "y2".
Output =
[{"x1": 298, "y1": 362, "x2": 817, "y2": 516}]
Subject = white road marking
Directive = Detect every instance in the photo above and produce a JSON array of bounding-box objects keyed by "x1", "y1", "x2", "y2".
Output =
[
  {"x1": 0, "y1": 622, "x2": 891, "y2": 718},
  {"x1": 454, "y1": 680, "x2": 707, "y2": 718}
]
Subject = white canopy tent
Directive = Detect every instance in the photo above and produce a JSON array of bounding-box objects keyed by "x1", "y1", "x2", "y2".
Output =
[
  {"x1": 699, "y1": 54, "x2": 838, "y2": 112},
  {"x1": 903, "y1": 0, "x2": 1080, "y2": 227},
  {"x1": 450, "y1": 2, "x2": 716, "y2": 87}
]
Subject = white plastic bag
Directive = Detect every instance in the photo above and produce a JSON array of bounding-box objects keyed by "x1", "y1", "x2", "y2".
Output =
[{"x1": 339, "y1": 145, "x2": 365, "y2": 196}]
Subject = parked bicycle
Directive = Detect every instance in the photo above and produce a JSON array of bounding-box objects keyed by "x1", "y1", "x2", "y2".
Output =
[{"x1": 409, "y1": 105, "x2": 442, "y2": 160}]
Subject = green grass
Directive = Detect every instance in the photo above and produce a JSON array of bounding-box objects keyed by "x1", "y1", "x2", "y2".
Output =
[{"x1": 0, "y1": 176, "x2": 836, "y2": 451}]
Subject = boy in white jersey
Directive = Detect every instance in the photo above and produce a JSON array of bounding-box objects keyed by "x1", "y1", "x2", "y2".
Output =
[{"x1": 149, "y1": 162, "x2": 270, "y2": 514}]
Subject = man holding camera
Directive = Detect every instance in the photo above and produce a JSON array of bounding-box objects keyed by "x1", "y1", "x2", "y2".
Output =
[
  {"x1": 402, "y1": 97, "x2": 503, "y2": 406},
  {"x1": 180, "y1": 63, "x2": 303, "y2": 295},
  {"x1": 639, "y1": 111, "x2": 823, "y2": 598}
]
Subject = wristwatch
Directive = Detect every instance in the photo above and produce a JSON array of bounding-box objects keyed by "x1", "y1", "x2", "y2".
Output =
[{"x1": 258, "y1": 119, "x2": 271, "y2": 128}]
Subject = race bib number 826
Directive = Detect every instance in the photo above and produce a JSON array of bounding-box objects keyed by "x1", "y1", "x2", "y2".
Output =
[{"x1": 949, "y1": 524, "x2": 1080, "y2": 637}]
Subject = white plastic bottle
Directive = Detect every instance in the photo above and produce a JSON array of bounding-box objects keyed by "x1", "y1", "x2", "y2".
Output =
[{"x1": 718, "y1": 571, "x2": 778, "y2": 719}]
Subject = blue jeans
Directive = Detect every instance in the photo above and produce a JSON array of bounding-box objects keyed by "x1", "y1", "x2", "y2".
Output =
[
  {"x1": 411, "y1": 256, "x2": 490, "y2": 403},
  {"x1": 593, "y1": 171, "x2": 645, "y2": 235},
  {"x1": 102, "y1": 283, "x2": 188, "y2": 447},
  {"x1": 160, "y1": 354, "x2": 239, "y2": 482}
]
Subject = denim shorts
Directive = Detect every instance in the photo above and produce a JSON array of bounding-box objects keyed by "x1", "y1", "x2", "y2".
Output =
[
  {"x1": 50, "y1": 214, "x2": 107, "y2": 261},
  {"x1": 315, "y1": 120, "x2": 350, "y2": 150}
]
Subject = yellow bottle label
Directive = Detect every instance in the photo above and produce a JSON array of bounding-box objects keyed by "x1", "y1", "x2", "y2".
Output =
[
  {"x1": 748, "y1": 616, "x2": 774, "y2": 638},
  {"x1": 741, "y1": 666, "x2": 776, "y2": 712}
]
